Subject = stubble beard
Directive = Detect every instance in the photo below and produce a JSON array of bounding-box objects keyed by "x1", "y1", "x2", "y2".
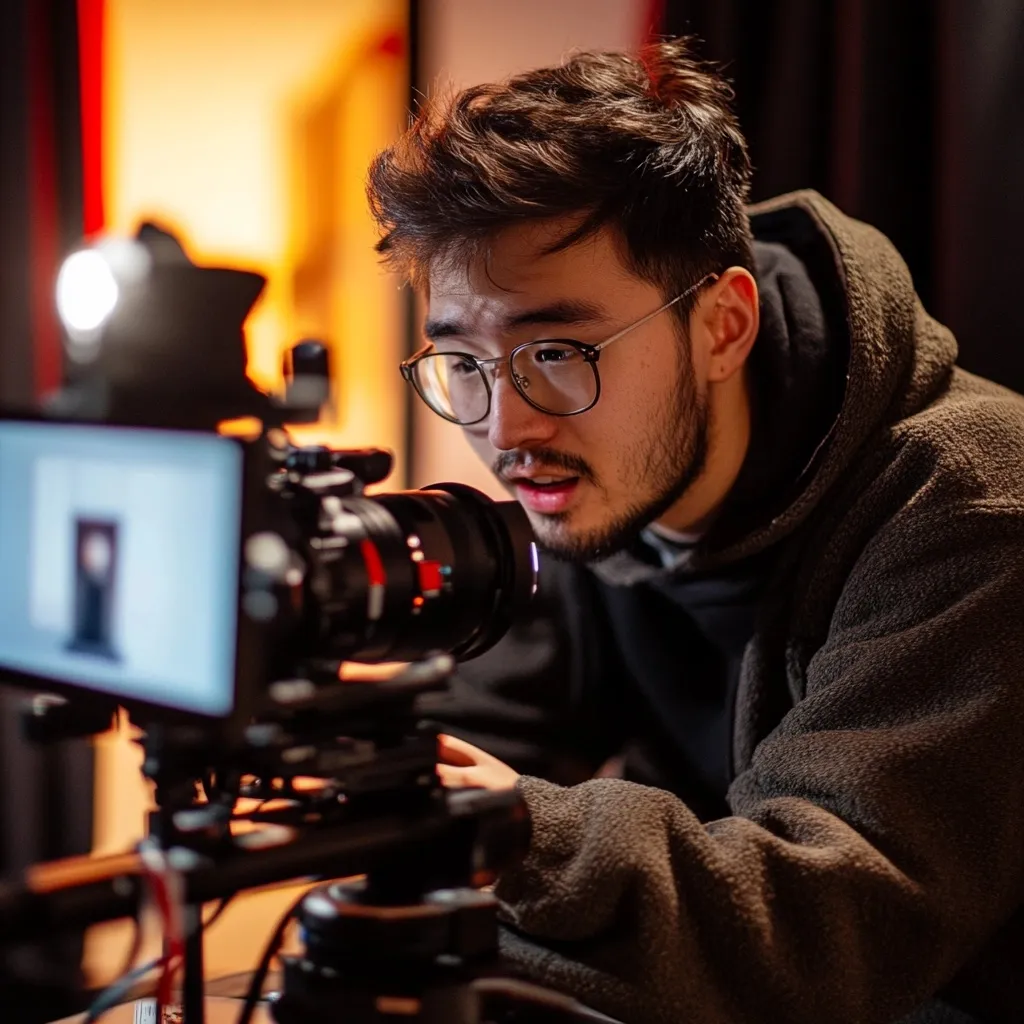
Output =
[{"x1": 535, "y1": 362, "x2": 710, "y2": 563}]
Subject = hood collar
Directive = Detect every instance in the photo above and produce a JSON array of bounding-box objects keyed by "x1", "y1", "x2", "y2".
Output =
[{"x1": 590, "y1": 190, "x2": 958, "y2": 586}]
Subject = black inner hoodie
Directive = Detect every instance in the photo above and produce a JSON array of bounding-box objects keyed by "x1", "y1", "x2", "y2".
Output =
[{"x1": 586, "y1": 238, "x2": 850, "y2": 820}]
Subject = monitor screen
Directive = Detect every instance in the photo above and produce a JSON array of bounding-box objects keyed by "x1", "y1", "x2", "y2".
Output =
[{"x1": 0, "y1": 421, "x2": 243, "y2": 716}]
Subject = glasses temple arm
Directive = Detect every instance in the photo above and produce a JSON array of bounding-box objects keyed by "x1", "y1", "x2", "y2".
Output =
[{"x1": 593, "y1": 273, "x2": 719, "y2": 352}]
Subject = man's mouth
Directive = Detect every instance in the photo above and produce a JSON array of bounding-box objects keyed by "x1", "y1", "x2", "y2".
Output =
[{"x1": 508, "y1": 475, "x2": 581, "y2": 514}]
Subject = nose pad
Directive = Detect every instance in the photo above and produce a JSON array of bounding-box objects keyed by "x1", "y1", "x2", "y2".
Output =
[{"x1": 512, "y1": 370, "x2": 531, "y2": 392}]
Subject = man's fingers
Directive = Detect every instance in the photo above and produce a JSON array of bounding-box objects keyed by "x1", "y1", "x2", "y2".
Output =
[
  {"x1": 437, "y1": 736, "x2": 520, "y2": 791},
  {"x1": 437, "y1": 764, "x2": 480, "y2": 788},
  {"x1": 437, "y1": 733, "x2": 485, "y2": 767}
]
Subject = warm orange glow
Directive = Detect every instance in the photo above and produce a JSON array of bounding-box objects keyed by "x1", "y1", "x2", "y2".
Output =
[
  {"x1": 281, "y1": 31, "x2": 408, "y2": 476},
  {"x1": 216, "y1": 416, "x2": 263, "y2": 440},
  {"x1": 101, "y1": 0, "x2": 408, "y2": 472},
  {"x1": 87, "y1": 0, "x2": 409, "y2": 984}
]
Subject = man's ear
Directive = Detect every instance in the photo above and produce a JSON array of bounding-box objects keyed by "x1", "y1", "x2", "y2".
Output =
[{"x1": 699, "y1": 267, "x2": 759, "y2": 384}]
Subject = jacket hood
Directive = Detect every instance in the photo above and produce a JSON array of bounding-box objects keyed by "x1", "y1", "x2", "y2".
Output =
[{"x1": 591, "y1": 189, "x2": 959, "y2": 585}]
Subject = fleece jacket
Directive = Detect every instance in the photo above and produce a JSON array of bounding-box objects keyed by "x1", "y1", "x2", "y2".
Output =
[{"x1": 459, "y1": 191, "x2": 1024, "y2": 1024}]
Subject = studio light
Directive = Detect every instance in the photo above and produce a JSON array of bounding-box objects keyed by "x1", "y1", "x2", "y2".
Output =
[{"x1": 55, "y1": 249, "x2": 119, "y2": 337}]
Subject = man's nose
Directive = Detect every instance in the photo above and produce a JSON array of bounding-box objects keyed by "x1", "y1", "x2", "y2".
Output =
[{"x1": 486, "y1": 371, "x2": 558, "y2": 451}]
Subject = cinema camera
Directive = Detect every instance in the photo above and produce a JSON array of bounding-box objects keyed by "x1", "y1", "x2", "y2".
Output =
[{"x1": 0, "y1": 227, "x2": 615, "y2": 1024}]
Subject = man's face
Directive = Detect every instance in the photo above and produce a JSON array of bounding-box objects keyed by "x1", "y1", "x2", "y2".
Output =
[{"x1": 425, "y1": 220, "x2": 711, "y2": 561}]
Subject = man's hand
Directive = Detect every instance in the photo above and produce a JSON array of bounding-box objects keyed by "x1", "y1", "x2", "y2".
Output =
[{"x1": 437, "y1": 734, "x2": 520, "y2": 790}]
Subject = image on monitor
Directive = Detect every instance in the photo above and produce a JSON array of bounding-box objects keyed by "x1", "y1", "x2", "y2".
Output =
[{"x1": 66, "y1": 517, "x2": 123, "y2": 660}]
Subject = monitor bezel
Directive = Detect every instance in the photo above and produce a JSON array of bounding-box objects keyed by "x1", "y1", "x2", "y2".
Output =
[{"x1": 0, "y1": 412, "x2": 259, "y2": 727}]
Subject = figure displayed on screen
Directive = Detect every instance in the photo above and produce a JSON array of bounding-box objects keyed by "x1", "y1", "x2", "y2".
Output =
[{"x1": 66, "y1": 519, "x2": 120, "y2": 660}]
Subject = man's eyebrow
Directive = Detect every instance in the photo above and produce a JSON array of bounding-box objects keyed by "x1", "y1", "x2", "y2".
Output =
[{"x1": 423, "y1": 298, "x2": 608, "y2": 342}]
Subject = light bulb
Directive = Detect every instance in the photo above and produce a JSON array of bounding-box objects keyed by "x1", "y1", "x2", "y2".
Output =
[{"x1": 56, "y1": 250, "x2": 119, "y2": 334}]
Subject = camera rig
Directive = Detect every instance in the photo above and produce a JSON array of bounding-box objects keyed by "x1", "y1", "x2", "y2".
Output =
[
  {"x1": 5, "y1": 656, "x2": 538, "y2": 1024},
  {"x1": 0, "y1": 226, "x2": 618, "y2": 1024}
]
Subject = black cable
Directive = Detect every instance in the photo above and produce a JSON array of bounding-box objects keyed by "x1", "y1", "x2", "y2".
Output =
[
  {"x1": 203, "y1": 893, "x2": 235, "y2": 929},
  {"x1": 235, "y1": 889, "x2": 309, "y2": 1024}
]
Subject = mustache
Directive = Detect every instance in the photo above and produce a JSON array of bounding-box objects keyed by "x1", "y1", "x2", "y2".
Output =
[{"x1": 493, "y1": 447, "x2": 594, "y2": 482}]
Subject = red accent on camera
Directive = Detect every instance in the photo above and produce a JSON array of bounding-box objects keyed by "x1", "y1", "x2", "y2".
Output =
[{"x1": 417, "y1": 560, "x2": 444, "y2": 596}]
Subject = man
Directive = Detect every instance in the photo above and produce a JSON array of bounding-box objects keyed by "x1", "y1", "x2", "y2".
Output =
[{"x1": 366, "y1": 40, "x2": 1024, "y2": 1024}]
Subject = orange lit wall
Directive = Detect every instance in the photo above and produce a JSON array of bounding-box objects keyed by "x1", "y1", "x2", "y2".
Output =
[
  {"x1": 86, "y1": 0, "x2": 408, "y2": 982},
  {"x1": 101, "y1": 0, "x2": 407, "y2": 457}
]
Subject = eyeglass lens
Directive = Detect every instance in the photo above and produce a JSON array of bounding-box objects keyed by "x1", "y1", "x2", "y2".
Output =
[{"x1": 413, "y1": 342, "x2": 598, "y2": 424}]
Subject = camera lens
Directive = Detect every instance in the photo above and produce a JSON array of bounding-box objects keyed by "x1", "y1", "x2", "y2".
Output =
[{"x1": 302, "y1": 483, "x2": 537, "y2": 663}]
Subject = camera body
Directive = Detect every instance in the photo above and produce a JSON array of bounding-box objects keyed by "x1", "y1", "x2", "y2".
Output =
[{"x1": 0, "y1": 222, "x2": 537, "y2": 732}]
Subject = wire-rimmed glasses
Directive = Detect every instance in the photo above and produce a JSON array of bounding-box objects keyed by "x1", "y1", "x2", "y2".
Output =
[{"x1": 400, "y1": 274, "x2": 718, "y2": 425}]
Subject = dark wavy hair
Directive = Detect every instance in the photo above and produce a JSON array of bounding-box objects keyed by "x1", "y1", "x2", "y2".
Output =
[{"x1": 367, "y1": 38, "x2": 754, "y2": 319}]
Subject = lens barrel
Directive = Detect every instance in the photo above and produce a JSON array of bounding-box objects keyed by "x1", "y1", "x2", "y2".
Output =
[{"x1": 301, "y1": 483, "x2": 537, "y2": 664}]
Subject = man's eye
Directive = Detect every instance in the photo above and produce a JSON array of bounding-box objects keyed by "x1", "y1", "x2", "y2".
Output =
[
  {"x1": 450, "y1": 358, "x2": 478, "y2": 376},
  {"x1": 533, "y1": 345, "x2": 578, "y2": 364}
]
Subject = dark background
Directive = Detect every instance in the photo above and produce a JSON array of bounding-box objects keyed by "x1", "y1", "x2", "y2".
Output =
[
  {"x1": 1, "y1": 1, "x2": 95, "y2": 1015},
  {"x1": 659, "y1": 0, "x2": 1024, "y2": 393},
  {"x1": 0, "y1": 0, "x2": 92, "y2": 845}
]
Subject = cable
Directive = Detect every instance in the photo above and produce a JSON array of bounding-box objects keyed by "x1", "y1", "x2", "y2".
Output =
[
  {"x1": 97, "y1": 839, "x2": 150, "y2": 994},
  {"x1": 79, "y1": 897, "x2": 232, "y2": 1023},
  {"x1": 82, "y1": 956, "x2": 165, "y2": 1024},
  {"x1": 235, "y1": 889, "x2": 309, "y2": 1024},
  {"x1": 151, "y1": 870, "x2": 179, "y2": 1008},
  {"x1": 203, "y1": 893, "x2": 236, "y2": 929},
  {"x1": 80, "y1": 840, "x2": 172, "y2": 1023},
  {"x1": 137, "y1": 841, "x2": 185, "y2": 1009},
  {"x1": 83, "y1": 886, "x2": 231, "y2": 1024},
  {"x1": 111, "y1": 904, "x2": 144, "y2": 991}
]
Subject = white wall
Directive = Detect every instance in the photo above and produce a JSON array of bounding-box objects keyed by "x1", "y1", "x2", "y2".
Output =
[{"x1": 410, "y1": 0, "x2": 649, "y2": 495}]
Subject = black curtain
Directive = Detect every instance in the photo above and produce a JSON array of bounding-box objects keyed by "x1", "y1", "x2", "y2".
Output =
[
  {"x1": 660, "y1": 0, "x2": 1024, "y2": 392},
  {"x1": 1, "y1": 0, "x2": 94, "y2": 1017}
]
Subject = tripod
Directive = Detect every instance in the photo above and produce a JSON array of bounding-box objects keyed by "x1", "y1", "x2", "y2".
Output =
[{"x1": 134, "y1": 697, "x2": 536, "y2": 1024}]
